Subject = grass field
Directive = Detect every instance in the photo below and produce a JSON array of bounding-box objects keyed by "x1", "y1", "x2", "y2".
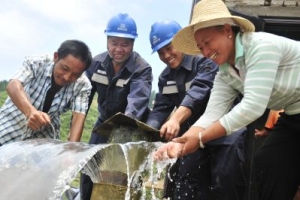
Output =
[
  {"x1": 59, "y1": 96, "x2": 98, "y2": 143},
  {"x1": 0, "y1": 91, "x2": 7, "y2": 107}
]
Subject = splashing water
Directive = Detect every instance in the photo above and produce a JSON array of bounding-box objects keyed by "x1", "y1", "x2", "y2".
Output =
[{"x1": 0, "y1": 139, "x2": 176, "y2": 200}]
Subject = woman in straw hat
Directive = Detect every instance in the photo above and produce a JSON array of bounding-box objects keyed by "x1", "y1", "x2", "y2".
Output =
[{"x1": 154, "y1": 0, "x2": 300, "y2": 199}]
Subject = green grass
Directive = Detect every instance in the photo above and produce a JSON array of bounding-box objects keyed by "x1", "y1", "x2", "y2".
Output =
[
  {"x1": 0, "y1": 91, "x2": 7, "y2": 106},
  {"x1": 59, "y1": 96, "x2": 98, "y2": 143}
]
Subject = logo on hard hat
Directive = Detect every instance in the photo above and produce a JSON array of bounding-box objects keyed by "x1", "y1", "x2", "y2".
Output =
[
  {"x1": 117, "y1": 23, "x2": 127, "y2": 32},
  {"x1": 152, "y1": 35, "x2": 161, "y2": 45}
]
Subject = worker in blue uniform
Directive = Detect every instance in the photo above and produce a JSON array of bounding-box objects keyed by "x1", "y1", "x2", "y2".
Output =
[
  {"x1": 80, "y1": 13, "x2": 153, "y2": 200},
  {"x1": 146, "y1": 19, "x2": 247, "y2": 200}
]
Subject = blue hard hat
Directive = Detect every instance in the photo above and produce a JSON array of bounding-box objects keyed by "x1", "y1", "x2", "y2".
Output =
[
  {"x1": 149, "y1": 19, "x2": 182, "y2": 53},
  {"x1": 104, "y1": 13, "x2": 138, "y2": 39}
]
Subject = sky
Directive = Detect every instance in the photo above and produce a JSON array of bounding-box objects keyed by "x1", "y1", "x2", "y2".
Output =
[{"x1": 0, "y1": 0, "x2": 193, "y2": 91}]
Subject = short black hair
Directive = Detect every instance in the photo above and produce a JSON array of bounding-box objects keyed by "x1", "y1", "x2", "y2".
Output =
[
  {"x1": 57, "y1": 40, "x2": 92, "y2": 70},
  {"x1": 215, "y1": 25, "x2": 241, "y2": 34}
]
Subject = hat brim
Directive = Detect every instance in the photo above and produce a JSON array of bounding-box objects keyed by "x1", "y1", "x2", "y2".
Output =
[
  {"x1": 151, "y1": 38, "x2": 172, "y2": 54},
  {"x1": 172, "y1": 16, "x2": 255, "y2": 55},
  {"x1": 105, "y1": 32, "x2": 138, "y2": 39}
]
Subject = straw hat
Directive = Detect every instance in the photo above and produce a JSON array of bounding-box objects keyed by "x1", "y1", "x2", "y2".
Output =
[{"x1": 172, "y1": 0, "x2": 255, "y2": 55}]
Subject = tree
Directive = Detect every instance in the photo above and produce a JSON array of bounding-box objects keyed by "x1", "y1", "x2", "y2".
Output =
[{"x1": 0, "y1": 80, "x2": 8, "y2": 92}]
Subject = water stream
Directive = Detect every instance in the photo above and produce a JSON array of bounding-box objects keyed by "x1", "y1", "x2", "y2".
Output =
[{"x1": 0, "y1": 138, "x2": 175, "y2": 200}]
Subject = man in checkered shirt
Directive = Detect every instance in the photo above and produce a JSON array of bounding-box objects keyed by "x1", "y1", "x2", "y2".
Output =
[{"x1": 0, "y1": 39, "x2": 92, "y2": 145}]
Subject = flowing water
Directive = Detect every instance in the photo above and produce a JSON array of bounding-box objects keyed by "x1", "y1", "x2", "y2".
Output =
[{"x1": 0, "y1": 138, "x2": 175, "y2": 200}]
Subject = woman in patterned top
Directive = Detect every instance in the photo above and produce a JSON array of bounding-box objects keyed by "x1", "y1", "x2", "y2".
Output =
[{"x1": 154, "y1": 0, "x2": 300, "y2": 199}]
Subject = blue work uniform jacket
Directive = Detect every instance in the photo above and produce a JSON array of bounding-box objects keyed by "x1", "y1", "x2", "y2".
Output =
[
  {"x1": 86, "y1": 51, "x2": 153, "y2": 124},
  {"x1": 146, "y1": 54, "x2": 218, "y2": 136}
]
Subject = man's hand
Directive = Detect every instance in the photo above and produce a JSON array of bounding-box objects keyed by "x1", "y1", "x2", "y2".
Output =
[
  {"x1": 255, "y1": 128, "x2": 270, "y2": 137},
  {"x1": 160, "y1": 118, "x2": 180, "y2": 141},
  {"x1": 160, "y1": 106, "x2": 192, "y2": 141},
  {"x1": 26, "y1": 109, "x2": 51, "y2": 131},
  {"x1": 7, "y1": 79, "x2": 51, "y2": 131}
]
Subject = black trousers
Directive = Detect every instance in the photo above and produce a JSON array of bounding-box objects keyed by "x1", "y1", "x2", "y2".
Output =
[
  {"x1": 165, "y1": 128, "x2": 247, "y2": 200},
  {"x1": 206, "y1": 128, "x2": 247, "y2": 200},
  {"x1": 254, "y1": 113, "x2": 300, "y2": 200},
  {"x1": 164, "y1": 148, "x2": 211, "y2": 200}
]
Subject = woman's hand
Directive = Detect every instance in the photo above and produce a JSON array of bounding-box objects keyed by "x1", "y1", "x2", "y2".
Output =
[
  {"x1": 153, "y1": 141, "x2": 184, "y2": 161},
  {"x1": 173, "y1": 126, "x2": 201, "y2": 156},
  {"x1": 154, "y1": 126, "x2": 203, "y2": 161}
]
